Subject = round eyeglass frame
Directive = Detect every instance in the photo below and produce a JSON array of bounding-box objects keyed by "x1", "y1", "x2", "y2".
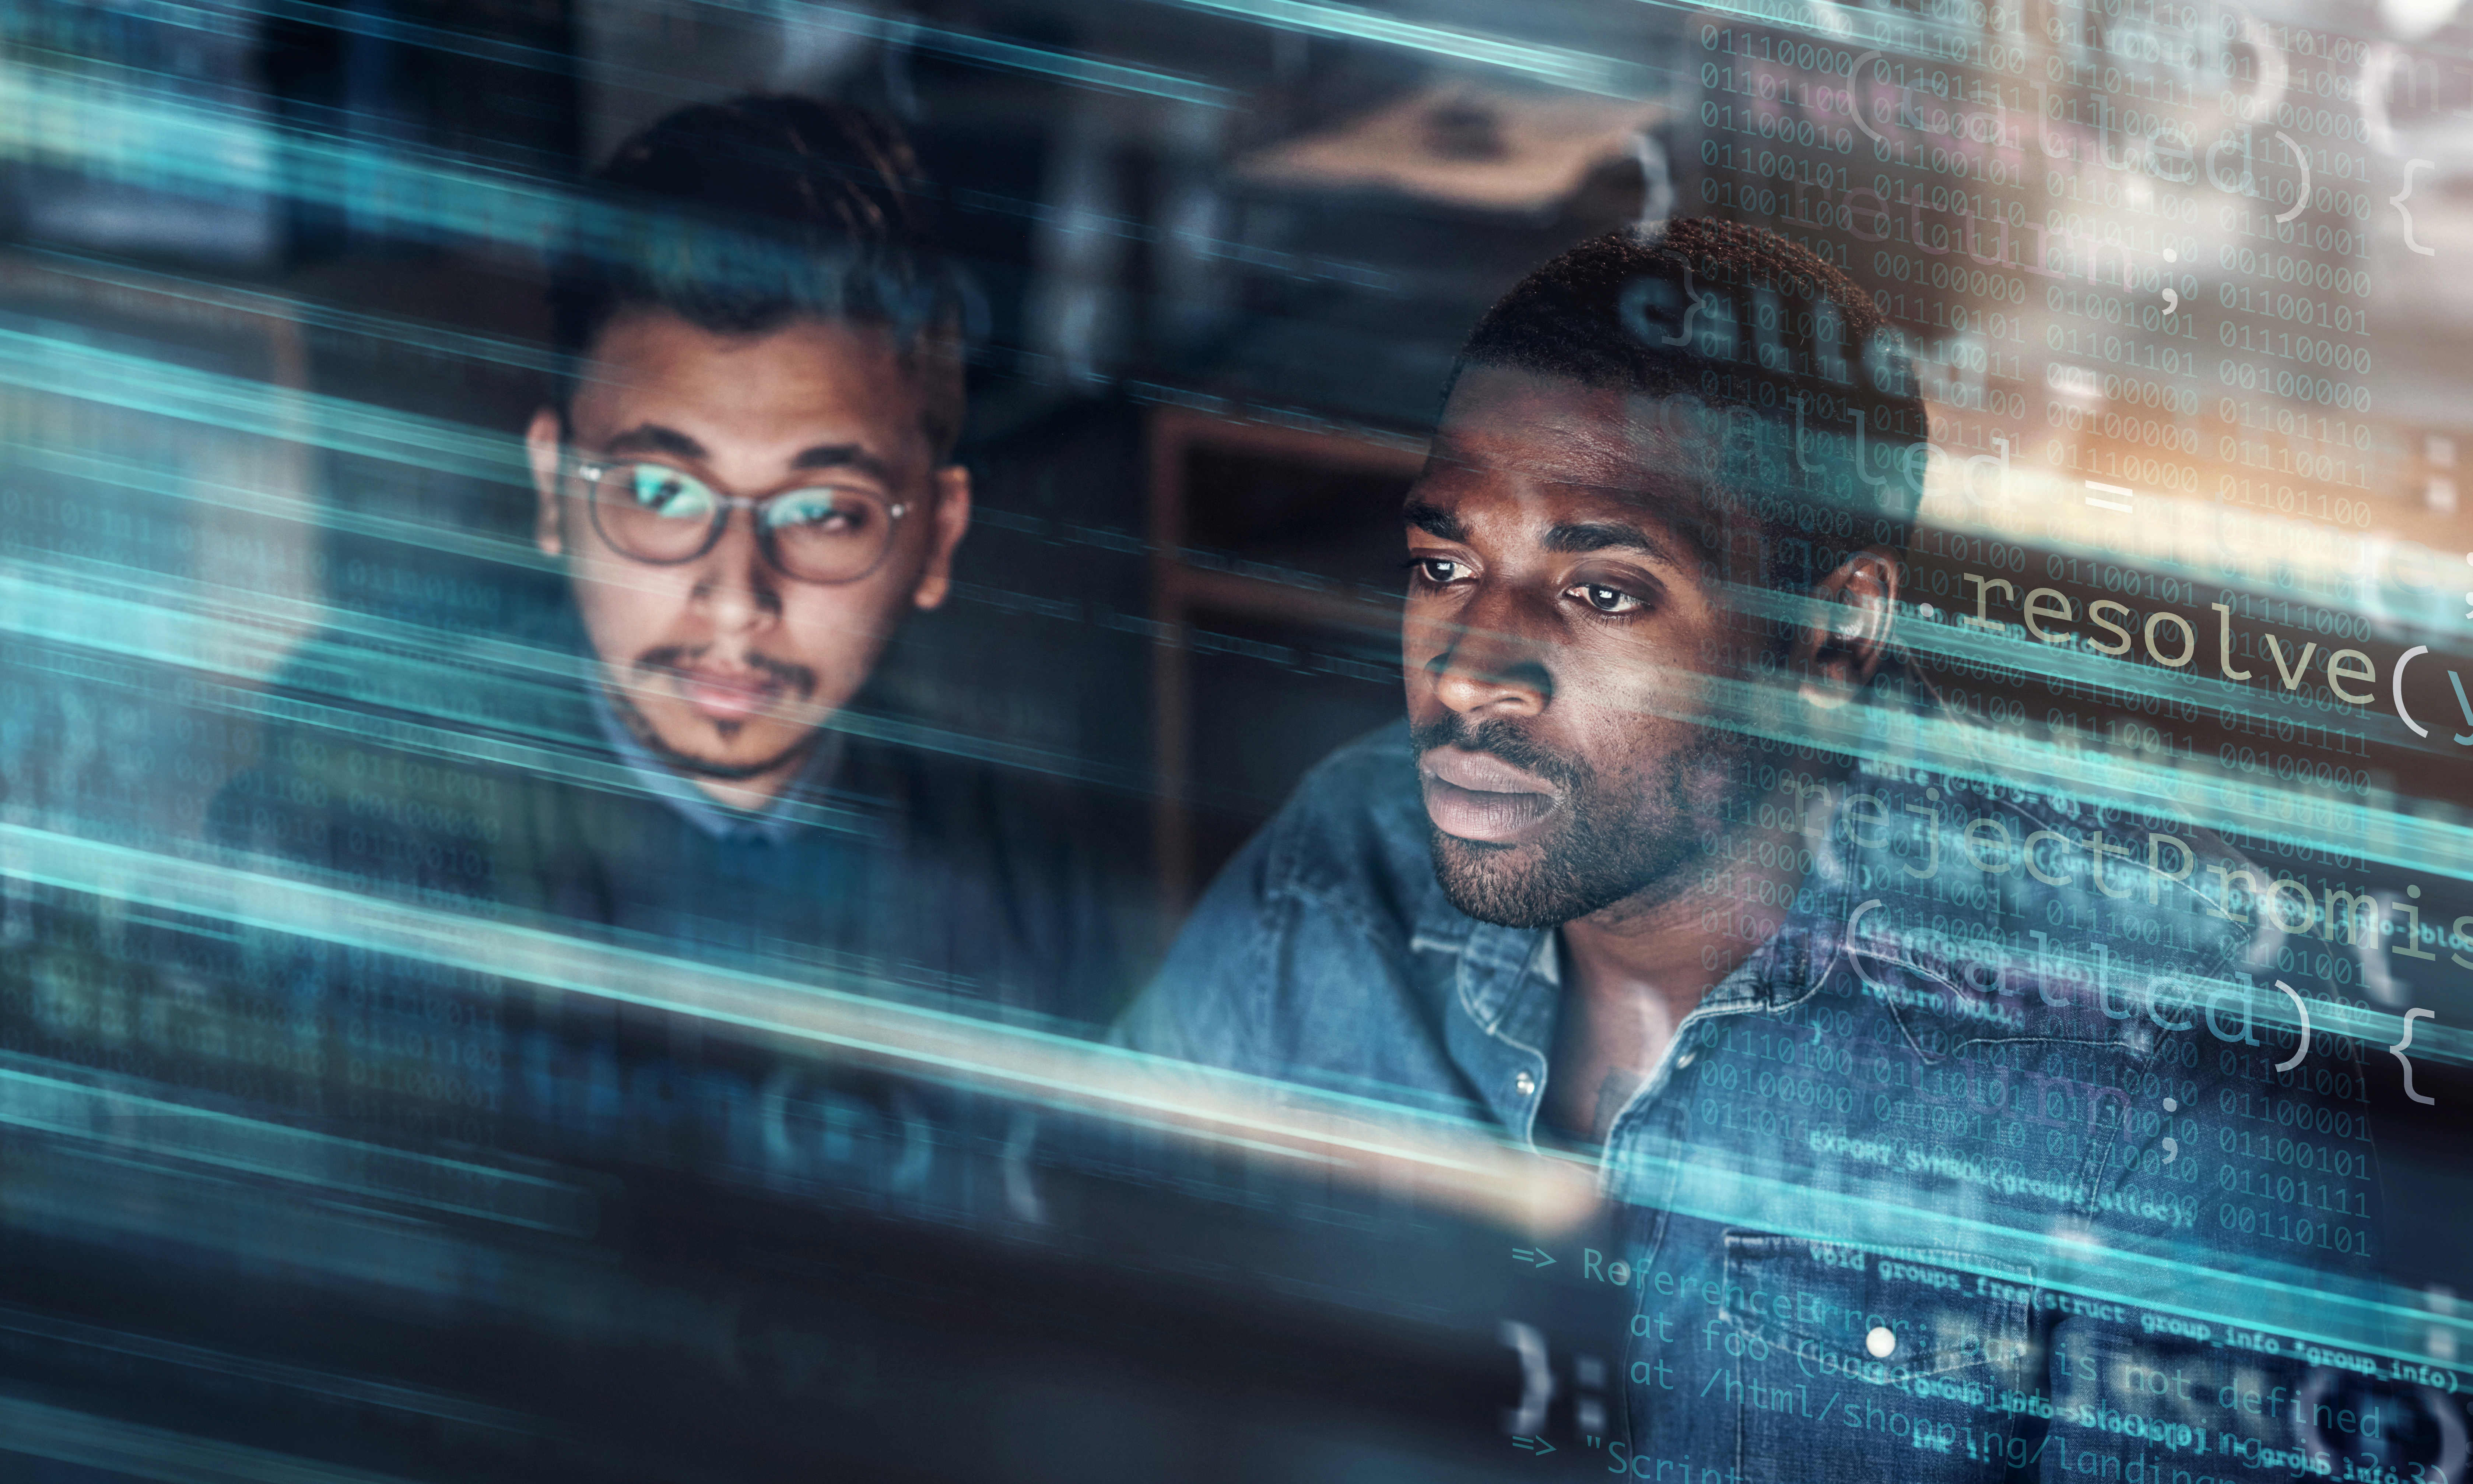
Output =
[{"x1": 565, "y1": 450, "x2": 911, "y2": 585}]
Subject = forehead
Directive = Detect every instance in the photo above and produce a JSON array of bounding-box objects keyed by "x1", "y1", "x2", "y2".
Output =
[
  {"x1": 573, "y1": 310, "x2": 926, "y2": 446},
  {"x1": 1420, "y1": 365, "x2": 1725, "y2": 538}
]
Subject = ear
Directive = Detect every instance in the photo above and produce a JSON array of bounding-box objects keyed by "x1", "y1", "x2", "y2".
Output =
[
  {"x1": 526, "y1": 407, "x2": 568, "y2": 557},
  {"x1": 1790, "y1": 546, "x2": 1899, "y2": 710},
  {"x1": 910, "y1": 463, "x2": 972, "y2": 611}
]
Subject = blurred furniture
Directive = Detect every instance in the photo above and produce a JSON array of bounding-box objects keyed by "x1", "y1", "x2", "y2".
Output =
[
  {"x1": 1238, "y1": 83, "x2": 1666, "y2": 215},
  {"x1": 1147, "y1": 404, "x2": 1425, "y2": 913}
]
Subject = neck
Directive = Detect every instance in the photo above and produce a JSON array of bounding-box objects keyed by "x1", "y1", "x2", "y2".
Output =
[
  {"x1": 1542, "y1": 770, "x2": 1842, "y2": 1146},
  {"x1": 686, "y1": 726, "x2": 843, "y2": 812},
  {"x1": 686, "y1": 765, "x2": 798, "y2": 812},
  {"x1": 596, "y1": 680, "x2": 838, "y2": 815},
  {"x1": 1563, "y1": 769, "x2": 1840, "y2": 1000}
]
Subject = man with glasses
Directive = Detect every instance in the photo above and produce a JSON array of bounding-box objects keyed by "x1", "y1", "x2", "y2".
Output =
[{"x1": 214, "y1": 97, "x2": 1137, "y2": 1028}]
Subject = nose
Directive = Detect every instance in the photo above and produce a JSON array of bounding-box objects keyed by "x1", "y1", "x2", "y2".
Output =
[
  {"x1": 691, "y1": 506, "x2": 781, "y2": 637},
  {"x1": 1426, "y1": 604, "x2": 1553, "y2": 718}
]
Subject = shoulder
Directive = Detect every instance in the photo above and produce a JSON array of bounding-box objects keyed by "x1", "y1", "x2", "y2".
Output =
[
  {"x1": 207, "y1": 621, "x2": 578, "y2": 897},
  {"x1": 1835, "y1": 771, "x2": 2259, "y2": 1052},
  {"x1": 1245, "y1": 721, "x2": 1444, "y2": 939},
  {"x1": 855, "y1": 737, "x2": 1155, "y2": 1023},
  {"x1": 867, "y1": 735, "x2": 1124, "y2": 885},
  {"x1": 1828, "y1": 774, "x2": 2381, "y2": 1265},
  {"x1": 1116, "y1": 723, "x2": 1464, "y2": 1089}
]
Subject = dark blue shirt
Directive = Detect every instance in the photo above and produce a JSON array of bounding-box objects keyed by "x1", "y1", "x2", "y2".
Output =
[{"x1": 211, "y1": 606, "x2": 1143, "y2": 1028}]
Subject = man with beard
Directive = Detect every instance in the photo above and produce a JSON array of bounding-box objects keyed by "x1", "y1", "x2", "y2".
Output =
[
  {"x1": 1120, "y1": 218, "x2": 1922, "y2": 1131},
  {"x1": 212, "y1": 97, "x2": 1135, "y2": 1027},
  {"x1": 1119, "y1": 220, "x2": 2383, "y2": 1479}
]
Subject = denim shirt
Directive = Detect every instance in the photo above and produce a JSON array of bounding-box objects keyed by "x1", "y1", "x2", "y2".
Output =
[{"x1": 1120, "y1": 724, "x2": 2386, "y2": 1481}]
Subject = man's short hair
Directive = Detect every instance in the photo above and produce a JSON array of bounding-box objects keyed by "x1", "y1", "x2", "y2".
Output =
[
  {"x1": 548, "y1": 95, "x2": 971, "y2": 458},
  {"x1": 1452, "y1": 219, "x2": 1926, "y2": 592}
]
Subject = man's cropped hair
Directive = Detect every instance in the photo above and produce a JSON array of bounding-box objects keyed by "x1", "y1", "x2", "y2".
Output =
[
  {"x1": 549, "y1": 95, "x2": 972, "y2": 458},
  {"x1": 1453, "y1": 218, "x2": 1926, "y2": 587}
]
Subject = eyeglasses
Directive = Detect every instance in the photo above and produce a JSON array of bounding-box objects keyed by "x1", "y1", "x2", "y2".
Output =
[{"x1": 566, "y1": 452, "x2": 911, "y2": 585}]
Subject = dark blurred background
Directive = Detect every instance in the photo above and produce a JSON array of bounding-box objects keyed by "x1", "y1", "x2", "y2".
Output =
[
  {"x1": 6, "y1": 0, "x2": 2473, "y2": 1475},
  {"x1": 0, "y1": 0, "x2": 1699, "y2": 940}
]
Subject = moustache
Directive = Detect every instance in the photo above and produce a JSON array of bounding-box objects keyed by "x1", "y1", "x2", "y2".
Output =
[
  {"x1": 634, "y1": 645, "x2": 819, "y2": 698},
  {"x1": 1408, "y1": 713, "x2": 1584, "y2": 792}
]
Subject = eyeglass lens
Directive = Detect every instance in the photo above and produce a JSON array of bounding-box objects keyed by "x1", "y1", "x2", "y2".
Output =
[{"x1": 588, "y1": 462, "x2": 895, "y2": 582}]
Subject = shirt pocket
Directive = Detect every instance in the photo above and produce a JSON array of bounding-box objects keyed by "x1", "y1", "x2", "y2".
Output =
[{"x1": 1718, "y1": 1231, "x2": 2033, "y2": 1480}]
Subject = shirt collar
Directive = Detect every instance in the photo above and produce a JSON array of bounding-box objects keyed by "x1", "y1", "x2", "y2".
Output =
[
  {"x1": 585, "y1": 683, "x2": 843, "y2": 846},
  {"x1": 1434, "y1": 772, "x2": 1872, "y2": 1049},
  {"x1": 1691, "y1": 783, "x2": 1864, "y2": 1017}
]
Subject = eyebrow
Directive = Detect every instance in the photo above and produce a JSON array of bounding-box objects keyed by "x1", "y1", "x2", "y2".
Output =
[
  {"x1": 1402, "y1": 499, "x2": 1467, "y2": 541},
  {"x1": 787, "y1": 443, "x2": 894, "y2": 483},
  {"x1": 1540, "y1": 519, "x2": 1683, "y2": 563},
  {"x1": 596, "y1": 425, "x2": 894, "y2": 484},
  {"x1": 1408, "y1": 498, "x2": 1686, "y2": 565},
  {"x1": 600, "y1": 423, "x2": 706, "y2": 461}
]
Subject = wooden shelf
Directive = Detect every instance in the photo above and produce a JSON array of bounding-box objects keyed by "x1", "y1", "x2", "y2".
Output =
[{"x1": 1148, "y1": 404, "x2": 1426, "y2": 915}]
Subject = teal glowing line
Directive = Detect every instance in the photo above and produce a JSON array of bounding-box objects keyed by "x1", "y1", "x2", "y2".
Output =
[
  {"x1": 152, "y1": 0, "x2": 566, "y2": 77},
  {"x1": 0, "y1": 61, "x2": 563, "y2": 253},
  {"x1": 0, "y1": 1059, "x2": 595, "y2": 1235},
  {"x1": 0, "y1": 821, "x2": 1538, "y2": 1177},
  {"x1": 0, "y1": 47, "x2": 1216, "y2": 276},
  {"x1": 6, "y1": 489, "x2": 2466, "y2": 882},
  {"x1": 28, "y1": 0, "x2": 1232, "y2": 109},
  {"x1": 832, "y1": 8, "x2": 1234, "y2": 106},
  {"x1": 1, "y1": 92, "x2": 1393, "y2": 321},
  {"x1": 5, "y1": 451, "x2": 2463, "y2": 878},
  {"x1": 1133, "y1": 0, "x2": 1649, "y2": 96},
  {"x1": 18, "y1": 247, "x2": 572, "y2": 378},
  {"x1": 1694, "y1": 663, "x2": 2473, "y2": 887},
  {"x1": 9, "y1": 319, "x2": 2434, "y2": 758},
  {"x1": 0, "y1": 320, "x2": 527, "y2": 482},
  {"x1": 4, "y1": 548, "x2": 2463, "y2": 1068},
  {"x1": 629, "y1": 0, "x2": 1235, "y2": 106},
  {"x1": 0, "y1": 1301, "x2": 537, "y2": 1433},
  {"x1": 0, "y1": 819, "x2": 2456, "y2": 1369},
  {"x1": 2, "y1": 438, "x2": 548, "y2": 579},
  {"x1": 1630, "y1": 1147, "x2": 2466, "y2": 1374},
  {"x1": 1679, "y1": 0, "x2": 2010, "y2": 56},
  {"x1": 0, "y1": 556, "x2": 1157, "y2": 801},
  {"x1": 1735, "y1": 585, "x2": 2473, "y2": 767},
  {"x1": 13, "y1": 638, "x2": 876, "y2": 841},
  {"x1": 4, "y1": 326, "x2": 2463, "y2": 872},
  {"x1": 0, "y1": 1393, "x2": 427, "y2": 1484}
]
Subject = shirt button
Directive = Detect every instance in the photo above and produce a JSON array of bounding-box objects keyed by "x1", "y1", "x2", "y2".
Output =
[{"x1": 1513, "y1": 1070, "x2": 1537, "y2": 1097}]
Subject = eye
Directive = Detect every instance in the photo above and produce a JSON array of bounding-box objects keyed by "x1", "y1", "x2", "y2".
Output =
[
  {"x1": 764, "y1": 487, "x2": 869, "y2": 535},
  {"x1": 1409, "y1": 557, "x2": 1468, "y2": 587},
  {"x1": 1570, "y1": 582, "x2": 1644, "y2": 615},
  {"x1": 628, "y1": 465, "x2": 715, "y2": 519}
]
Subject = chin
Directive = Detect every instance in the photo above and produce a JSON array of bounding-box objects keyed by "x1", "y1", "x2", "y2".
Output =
[
  {"x1": 638, "y1": 707, "x2": 813, "y2": 782},
  {"x1": 1429, "y1": 834, "x2": 1588, "y2": 930}
]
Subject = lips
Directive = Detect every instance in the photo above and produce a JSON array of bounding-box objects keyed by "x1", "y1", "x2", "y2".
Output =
[
  {"x1": 1419, "y1": 745, "x2": 1560, "y2": 844},
  {"x1": 673, "y1": 667, "x2": 782, "y2": 722}
]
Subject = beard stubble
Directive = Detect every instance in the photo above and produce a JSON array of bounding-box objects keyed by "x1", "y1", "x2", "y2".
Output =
[{"x1": 1412, "y1": 711, "x2": 1739, "y2": 929}]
